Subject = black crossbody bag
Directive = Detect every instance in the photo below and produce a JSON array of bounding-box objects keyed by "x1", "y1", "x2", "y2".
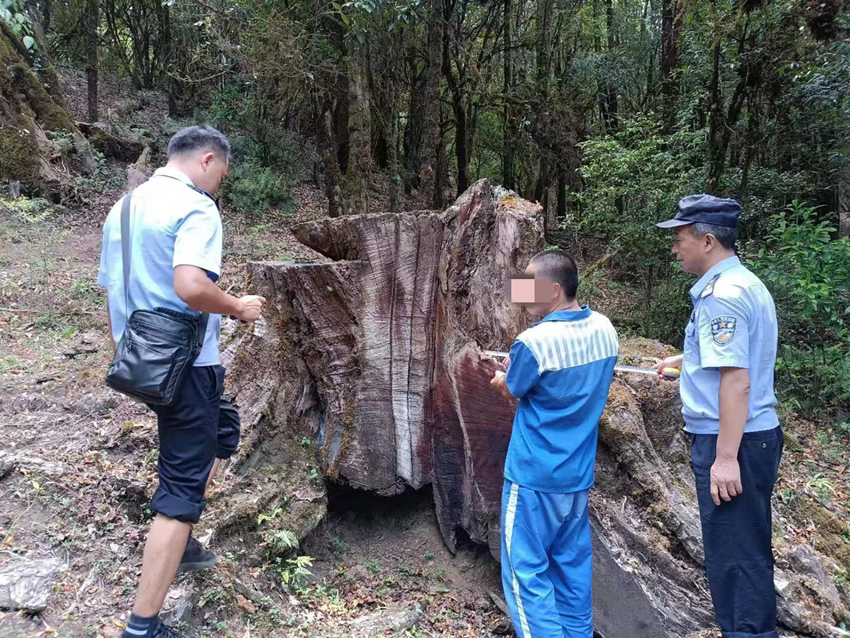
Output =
[{"x1": 105, "y1": 191, "x2": 209, "y2": 406}]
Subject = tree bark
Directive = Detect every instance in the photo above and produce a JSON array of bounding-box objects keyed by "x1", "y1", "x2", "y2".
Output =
[
  {"x1": 40, "y1": 0, "x2": 51, "y2": 32},
  {"x1": 660, "y1": 0, "x2": 682, "y2": 131},
  {"x1": 85, "y1": 0, "x2": 98, "y2": 122},
  {"x1": 839, "y1": 169, "x2": 850, "y2": 237},
  {"x1": 601, "y1": 0, "x2": 618, "y2": 132},
  {"x1": 403, "y1": 61, "x2": 426, "y2": 194},
  {"x1": 344, "y1": 47, "x2": 371, "y2": 216},
  {"x1": 707, "y1": 18, "x2": 750, "y2": 193},
  {"x1": 421, "y1": 0, "x2": 444, "y2": 208},
  {"x1": 317, "y1": 104, "x2": 344, "y2": 218},
  {"x1": 502, "y1": 0, "x2": 515, "y2": 191}
]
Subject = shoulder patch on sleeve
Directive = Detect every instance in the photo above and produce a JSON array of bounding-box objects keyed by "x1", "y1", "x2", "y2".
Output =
[{"x1": 710, "y1": 315, "x2": 737, "y2": 345}]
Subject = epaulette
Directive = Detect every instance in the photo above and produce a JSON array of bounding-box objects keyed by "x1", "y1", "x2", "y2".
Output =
[{"x1": 700, "y1": 274, "x2": 721, "y2": 299}]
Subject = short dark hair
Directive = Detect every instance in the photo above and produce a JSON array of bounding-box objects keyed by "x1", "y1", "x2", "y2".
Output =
[
  {"x1": 529, "y1": 249, "x2": 579, "y2": 300},
  {"x1": 690, "y1": 222, "x2": 737, "y2": 251},
  {"x1": 167, "y1": 125, "x2": 230, "y2": 161}
]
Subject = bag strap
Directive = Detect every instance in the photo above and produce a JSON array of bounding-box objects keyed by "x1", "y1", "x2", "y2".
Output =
[
  {"x1": 120, "y1": 192, "x2": 133, "y2": 316},
  {"x1": 119, "y1": 189, "x2": 210, "y2": 348},
  {"x1": 196, "y1": 311, "x2": 209, "y2": 350}
]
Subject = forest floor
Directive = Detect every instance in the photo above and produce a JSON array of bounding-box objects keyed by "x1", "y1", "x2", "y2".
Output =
[{"x1": 0, "y1": 68, "x2": 848, "y2": 638}]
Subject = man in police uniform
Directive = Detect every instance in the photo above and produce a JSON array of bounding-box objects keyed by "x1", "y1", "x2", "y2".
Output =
[{"x1": 656, "y1": 194, "x2": 783, "y2": 638}]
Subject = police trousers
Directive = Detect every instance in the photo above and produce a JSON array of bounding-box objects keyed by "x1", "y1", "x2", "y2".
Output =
[
  {"x1": 501, "y1": 480, "x2": 593, "y2": 638},
  {"x1": 690, "y1": 427, "x2": 783, "y2": 638}
]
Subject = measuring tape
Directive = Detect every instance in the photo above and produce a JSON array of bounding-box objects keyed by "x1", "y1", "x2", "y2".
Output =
[{"x1": 482, "y1": 351, "x2": 680, "y2": 379}]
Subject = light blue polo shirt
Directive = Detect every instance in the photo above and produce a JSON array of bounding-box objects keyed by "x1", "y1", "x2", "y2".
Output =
[
  {"x1": 681, "y1": 256, "x2": 779, "y2": 434},
  {"x1": 98, "y1": 167, "x2": 223, "y2": 367},
  {"x1": 504, "y1": 306, "x2": 619, "y2": 493}
]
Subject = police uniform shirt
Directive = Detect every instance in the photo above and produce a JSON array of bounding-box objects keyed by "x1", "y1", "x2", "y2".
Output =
[
  {"x1": 98, "y1": 167, "x2": 223, "y2": 366},
  {"x1": 681, "y1": 256, "x2": 779, "y2": 434}
]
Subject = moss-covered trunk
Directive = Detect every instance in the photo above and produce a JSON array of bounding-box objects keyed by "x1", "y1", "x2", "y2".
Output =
[{"x1": 0, "y1": 20, "x2": 89, "y2": 196}]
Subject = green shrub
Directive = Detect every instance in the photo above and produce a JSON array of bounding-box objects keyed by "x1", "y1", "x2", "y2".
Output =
[
  {"x1": 578, "y1": 117, "x2": 704, "y2": 342},
  {"x1": 224, "y1": 159, "x2": 295, "y2": 214},
  {"x1": 746, "y1": 201, "x2": 850, "y2": 418}
]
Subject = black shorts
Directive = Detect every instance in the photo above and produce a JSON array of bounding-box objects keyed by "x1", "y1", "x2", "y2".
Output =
[{"x1": 148, "y1": 365, "x2": 241, "y2": 523}]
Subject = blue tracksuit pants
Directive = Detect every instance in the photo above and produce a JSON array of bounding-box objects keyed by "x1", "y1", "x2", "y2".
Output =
[{"x1": 501, "y1": 479, "x2": 593, "y2": 638}]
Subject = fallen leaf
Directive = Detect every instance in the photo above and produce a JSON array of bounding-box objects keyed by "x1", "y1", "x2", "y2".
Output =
[{"x1": 236, "y1": 594, "x2": 257, "y2": 614}]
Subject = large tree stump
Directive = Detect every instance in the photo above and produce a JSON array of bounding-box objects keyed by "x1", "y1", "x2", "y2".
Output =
[{"x1": 212, "y1": 180, "x2": 848, "y2": 638}]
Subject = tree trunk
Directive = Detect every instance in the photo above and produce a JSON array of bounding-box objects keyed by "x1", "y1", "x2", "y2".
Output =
[
  {"x1": 601, "y1": 0, "x2": 618, "y2": 132},
  {"x1": 660, "y1": 0, "x2": 682, "y2": 131},
  {"x1": 214, "y1": 181, "x2": 850, "y2": 638},
  {"x1": 502, "y1": 0, "x2": 515, "y2": 191},
  {"x1": 387, "y1": 111, "x2": 400, "y2": 214},
  {"x1": 40, "y1": 0, "x2": 51, "y2": 32},
  {"x1": 706, "y1": 31, "x2": 723, "y2": 191},
  {"x1": 557, "y1": 169, "x2": 567, "y2": 222},
  {"x1": 344, "y1": 48, "x2": 371, "y2": 216},
  {"x1": 85, "y1": 0, "x2": 98, "y2": 122},
  {"x1": 317, "y1": 104, "x2": 344, "y2": 218},
  {"x1": 839, "y1": 170, "x2": 850, "y2": 237},
  {"x1": 403, "y1": 62, "x2": 426, "y2": 194},
  {"x1": 0, "y1": 20, "x2": 92, "y2": 194},
  {"x1": 421, "y1": 0, "x2": 444, "y2": 208},
  {"x1": 452, "y1": 90, "x2": 469, "y2": 196}
]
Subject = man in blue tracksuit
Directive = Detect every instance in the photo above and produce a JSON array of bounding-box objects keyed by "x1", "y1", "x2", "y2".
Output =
[{"x1": 490, "y1": 249, "x2": 619, "y2": 638}]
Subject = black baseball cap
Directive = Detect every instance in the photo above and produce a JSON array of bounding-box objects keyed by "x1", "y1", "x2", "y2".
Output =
[{"x1": 656, "y1": 194, "x2": 742, "y2": 229}]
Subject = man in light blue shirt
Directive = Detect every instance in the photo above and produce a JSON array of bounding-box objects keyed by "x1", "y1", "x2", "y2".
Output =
[
  {"x1": 100, "y1": 126, "x2": 266, "y2": 638},
  {"x1": 657, "y1": 195, "x2": 783, "y2": 638},
  {"x1": 490, "y1": 250, "x2": 618, "y2": 638}
]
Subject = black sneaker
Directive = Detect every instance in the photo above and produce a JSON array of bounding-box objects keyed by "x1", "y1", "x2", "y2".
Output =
[
  {"x1": 152, "y1": 619, "x2": 194, "y2": 638},
  {"x1": 177, "y1": 535, "x2": 216, "y2": 573},
  {"x1": 121, "y1": 618, "x2": 192, "y2": 638}
]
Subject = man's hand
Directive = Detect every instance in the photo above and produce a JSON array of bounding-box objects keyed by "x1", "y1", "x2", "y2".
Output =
[
  {"x1": 655, "y1": 354, "x2": 683, "y2": 379},
  {"x1": 235, "y1": 295, "x2": 266, "y2": 323},
  {"x1": 712, "y1": 366, "x2": 749, "y2": 506},
  {"x1": 490, "y1": 370, "x2": 514, "y2": 400},
  {"x1": 710, "y1": 455, "x2": 743, "y2": 506}
]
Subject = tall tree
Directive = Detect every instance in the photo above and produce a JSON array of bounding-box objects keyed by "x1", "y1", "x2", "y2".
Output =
[
  {"x1": 84, "y1": 0, "x2": 98, "y2": 121},
  {"x1": 421, "y1": 0, "x2": 445, "y2": 207},
  {"x1": 660, "y1": 0, "x2": 682, "y2": 131},
  {"x1": 501, "y1": 0, "x2": 516, "y2": 190}
]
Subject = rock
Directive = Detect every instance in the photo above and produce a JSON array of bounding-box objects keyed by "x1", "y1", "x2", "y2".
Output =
[
  {"x1": 474, "y1": 597, "x2": 490, "y2": 612},
  {"x1": 0, "y1": 451, "x2": 65, "y2": 477},
  {"x1": 0, "y1": 556, "x2": 64, "y2": 612},
  {"x1": 16, "y1": 393, "x2": 50, "y2": 412},
  {"x1": 76, "y1": 392, "x2": 119, "y2": 415},
  {"x1": 786, "y1": 545, "x2": 829, "y2": 586},
  {"x1": 77, "y1": 121, "x2": 143, "y2": 162},
  {"x1": 160, "y1": 585, "x2": 192, "y2": 626},
  {"x1": 129, "y1": 127, "x2": 153, "y2": 143},
  {"x1": 349, "y1": 603, "x2": 423, "y2": 636},
  {"x1": 125, "y1": 145, "x2": 152, "y2": 191},
  {"x1": 489, "y1": 591, "x2": 509, "y2": 616},
  {"x1": 71, "y1": 130, "x2": 97, "y2": 175}
]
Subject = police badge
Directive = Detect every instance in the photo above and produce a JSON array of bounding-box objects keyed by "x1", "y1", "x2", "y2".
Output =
[{"x1": 711, "y1": 315, "x2": 737, "y2": 345}]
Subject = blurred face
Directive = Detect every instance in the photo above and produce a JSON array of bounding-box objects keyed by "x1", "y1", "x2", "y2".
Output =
[
  {"x1": 510, "y1": 263, "x2": 561, "y2": 316},
  {"x1": 195, "y1": 151, "x2": 229, "y2": 196},
  {"x1": 671, "y1": 225, "x2": 708, "y2": 275}
]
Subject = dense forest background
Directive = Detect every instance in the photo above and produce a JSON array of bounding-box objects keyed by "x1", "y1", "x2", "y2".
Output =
[{"x1": 2, "y1": 0, "x2": 849, "y2": 423}]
